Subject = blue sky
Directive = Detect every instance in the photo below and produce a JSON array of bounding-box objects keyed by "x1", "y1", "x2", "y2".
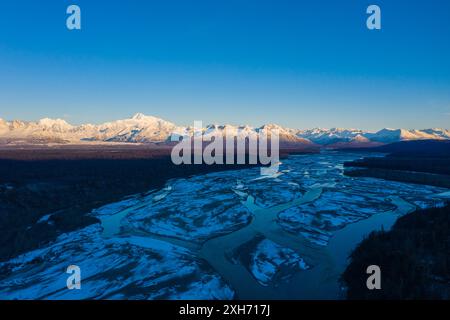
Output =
[{"x1": 0, "y1": 0, "x2": 449, "y2": 130}]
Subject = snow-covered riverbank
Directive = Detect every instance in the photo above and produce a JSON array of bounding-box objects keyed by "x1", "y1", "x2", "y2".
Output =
[{"x1": 1, "y1": 152, "x2": 447, "y2": 299}]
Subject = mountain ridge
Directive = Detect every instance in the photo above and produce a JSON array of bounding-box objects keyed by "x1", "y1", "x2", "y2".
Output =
[{"x1": 1, "y1": 113, "x2": 449, "y2": 147}]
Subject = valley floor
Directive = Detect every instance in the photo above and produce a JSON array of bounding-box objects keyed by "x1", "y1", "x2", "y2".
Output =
[
  {"x1": 1, "y1": 150, "x2": 448, "y2": 299},
  {"x1": 0, "y1": 144, "x2": 263, "y2": 262}
]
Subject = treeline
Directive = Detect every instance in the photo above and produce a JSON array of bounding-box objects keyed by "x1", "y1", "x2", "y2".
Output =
[
  {"x1": 345, "y1": 157, "x2": 450, "y2": 176},
  {"x1": 341, "y1": 204, "x2": 450, "y2": 299},
  {"x1": 346, "y1": 168, "x2": 450, "y2": 188},
  {"x1": 343, "y1": 140, "x2": 450, "y2": 188}
]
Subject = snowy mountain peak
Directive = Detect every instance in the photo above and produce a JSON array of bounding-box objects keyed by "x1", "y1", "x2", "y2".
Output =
[
  {"x1": 0, "y1": 114, "x2": 449, "y2": 146},
  {"x1": 127, "y1": 113, "x2": 173, "y2": 125},
  {"x1": 131, "y1": 113, "x2": 158, "y2": 121},
  {"x1": 352, "y1": 134, "x2": 370, "y2": 142},
  {"x1": 258, "y1": 123, "x2": 283, "y2": 131},
  {"x1": 131, "y1": 113, "x2": 146, "y2": 120},
  {"x1": 38, "y1": 118, "x2": 73, "y2": 130},
  {"x1": 365, "y1": 128, "x2": 446, "y2": 143}
]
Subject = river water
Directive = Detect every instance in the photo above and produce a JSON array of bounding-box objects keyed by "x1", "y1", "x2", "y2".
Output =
[
  {"x1": 97, "y1": 151, "x2": 447, "y2": 299},
  {"x1": 1, "y1": 151, "x2": 448, "y2": 300}
]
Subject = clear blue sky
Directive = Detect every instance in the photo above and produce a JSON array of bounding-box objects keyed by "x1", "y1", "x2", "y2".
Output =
[{"x1": 0, "y1": 0, "x2": 449, "y2": 130}]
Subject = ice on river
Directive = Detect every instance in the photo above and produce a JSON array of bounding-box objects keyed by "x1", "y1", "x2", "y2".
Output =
[
  {"x1": 230, "y1": 235, "x2": 310, "y2": 287},
  {"x1": 1, "y1": 152, "x2": 448, "y2": 299},
  {"x1": 122, "y1": 176, "x2": 254, "y2": 243},
  {"x1": 0, "y1": 225, "x2": 234, "y2": 300}
]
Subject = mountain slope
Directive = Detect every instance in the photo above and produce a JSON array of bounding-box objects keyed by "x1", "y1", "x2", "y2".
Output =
[{"x1": 0, "y1": 113, "x2": 449, "y2": 147}]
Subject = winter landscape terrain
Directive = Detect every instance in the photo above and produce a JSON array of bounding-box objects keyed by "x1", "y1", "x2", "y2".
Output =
[
  {"x1": 1, "y1": 113, "x2": 449, "y2": 300},
  {"x1": 1, "y1": 113, "x2": 450, "y2": 147},
  {"x1": 1, "y1": 151, "x2": 448, "y2": 299},
  {"x1": 1, "y1": 0, "x2": 449, "y2": 304}
]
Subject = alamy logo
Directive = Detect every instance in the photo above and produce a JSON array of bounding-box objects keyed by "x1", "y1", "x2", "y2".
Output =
[
  {"x1": 170, "y1": 121, "x2": 280, "y2": 175},
  {"x1": 65, "y1": 5, "x2": 382, "y2": 32},
  {"x1": 366, "y1": 265, "x2": 381, "y2": 290},
  {"x1": 367, "y1": 5, "x2": 381, "y2": 30},
  {"x1": 66, "y1": 5, "x2": 81, "y2": 30},
  {"x1": 66, "y1": 265, "x2": 81, "y2": 290}
]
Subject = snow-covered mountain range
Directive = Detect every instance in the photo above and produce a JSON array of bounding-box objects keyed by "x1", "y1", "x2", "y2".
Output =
[{"x1": 1, "y1": 113, "x2": 449, "y2": 147}]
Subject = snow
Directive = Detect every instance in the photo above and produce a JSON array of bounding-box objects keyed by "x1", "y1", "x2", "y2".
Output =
[
  {"x1": 37, "y1": 118, "x2": 73, "y2": 132},
  {"x1": 0, "y1": 225, "x2": 234, "y2": 300},
  {"x1": 243, "y1": 237, "x2": 310, "y2": 287},
  {"x1": 1, "y1": 113, "x2": 448, "y2": 144},
  {"x1": 120, "y1": 175, "x2": 255, "y2": 243},
  {"x1": 37, "y1": 214, "x2": 53, "y2": 224},
  {"x1": 91, "y1": 196, "x2": 142, "y2": 217},
  {"x1": 275, "y1": 153, "x2": 448, "y2": 245},
  {"x1": 1, "y1": 151, "x2": 448, "y2": 299}
]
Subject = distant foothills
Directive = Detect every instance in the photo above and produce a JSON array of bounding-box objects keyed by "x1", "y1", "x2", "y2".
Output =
[{"x1": 1, "y1": 113, "x2": 449, "y2": 148}]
